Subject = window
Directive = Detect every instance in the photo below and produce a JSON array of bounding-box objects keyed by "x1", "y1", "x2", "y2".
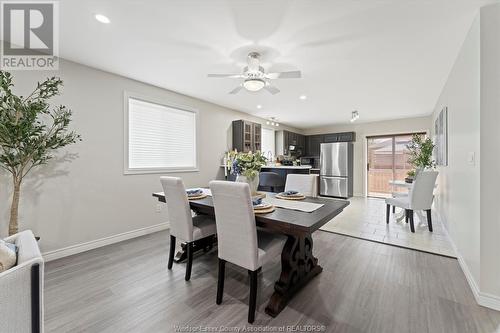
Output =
[
  {"x1": 261, "y1": 127, "x2": 275, "y2": 159},
  {"x1": 124, "y1": 94, "x2": 198, "y2": 174}
]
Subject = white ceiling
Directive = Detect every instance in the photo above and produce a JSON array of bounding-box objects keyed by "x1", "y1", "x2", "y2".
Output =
[{"x1": 59, "y1": 0, "x2": 497, "y2": 129}]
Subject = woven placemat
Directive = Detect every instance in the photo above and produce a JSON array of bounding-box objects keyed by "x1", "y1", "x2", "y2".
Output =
[
  {"x1": 254, "y1": 205, "x2": 275, "y2": 214},
  {"x1": 275, "y1": 194, "x2": 306, "y2": 200},
  {"x1": 188, "y1": 193, "x2": 208, "y2": 200}
]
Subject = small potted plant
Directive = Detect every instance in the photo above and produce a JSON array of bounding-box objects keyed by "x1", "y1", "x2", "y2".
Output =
[
  {"x1": 405, "y1": 170, "x2": 416, "y2": 183},
  {"x1": 227, "y1": 150, "x2": 267, "y2": 195}
]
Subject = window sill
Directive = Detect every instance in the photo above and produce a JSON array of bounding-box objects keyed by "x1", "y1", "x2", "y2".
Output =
[{"x1": 124, "y1": 168, "x2": 199, "y2": 175}]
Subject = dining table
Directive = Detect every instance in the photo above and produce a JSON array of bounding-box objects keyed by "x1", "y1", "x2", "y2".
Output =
[{"x1": 152, "y1": 190, "x2": 349, "y2": 317}]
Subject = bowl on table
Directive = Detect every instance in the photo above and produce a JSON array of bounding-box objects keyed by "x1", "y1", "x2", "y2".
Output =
[
  {"x1": 252, "y1": 197, "x2": 274, "y2": 213},
  {"x1": 186, "y1": 188, "x2": 206, "y2": 200},
  {"x1": 276, "y1": 190, "x2": 306, "y2": 200}
]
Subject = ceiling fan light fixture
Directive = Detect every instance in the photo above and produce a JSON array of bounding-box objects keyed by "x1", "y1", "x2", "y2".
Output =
[{"x1": 243, "y1": 79, "x2": 265, "y2": 92}]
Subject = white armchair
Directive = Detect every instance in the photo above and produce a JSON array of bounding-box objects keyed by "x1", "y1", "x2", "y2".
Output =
[
  {"x1": 385, "y1": 171, "x2": 438, "y2": 233},
  {"x1": 0, "y1": 230, "x2": 44, "y2": 333}
]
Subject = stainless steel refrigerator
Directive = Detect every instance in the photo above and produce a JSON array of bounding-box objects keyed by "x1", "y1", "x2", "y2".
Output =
[{"x1": 320, "y1": 142, "x2": 353, "y2": 198}]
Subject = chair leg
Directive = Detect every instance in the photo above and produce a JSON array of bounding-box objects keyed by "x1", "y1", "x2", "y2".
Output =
[
  {"x1": 168, "y1": 235, "x2": 176, "y2": 270},
  {"x1": 386, "y1": 204, "x2": 390, "y2": 224},
  {"x1": 408, "y1": 210, "x2": 415, "y2": 233},
  {"x1": 185, "y1": 242, "x2": 193, "y2": 281},
  {"x1": 392, "y1": 205, "x2": 395, "y2": 214},
  {"x1": 405, "y1": 210, "x2": 408, "y2": 223},
  {"x1": 216, "y1": 259, "x2": 225, "y2": 305},
  {"x1": 426, "y1": 209, "x2": 433, "y2": 232},
  {"x1": 248, "y1": 269, "x2": 258, "y2": 324}
]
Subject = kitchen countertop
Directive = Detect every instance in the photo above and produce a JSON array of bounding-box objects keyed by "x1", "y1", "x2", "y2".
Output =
[
  {"x1": 220, "y1": 165, "x2": 312, "y2": 170},
  {"x1": 261, "y1": 165, "x2": 312, "y2": 169}
]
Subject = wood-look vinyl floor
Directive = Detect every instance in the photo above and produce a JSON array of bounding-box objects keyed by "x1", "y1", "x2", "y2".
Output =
[{"x1": 44, "y1": 231, "x2": 500, "y2": 333}]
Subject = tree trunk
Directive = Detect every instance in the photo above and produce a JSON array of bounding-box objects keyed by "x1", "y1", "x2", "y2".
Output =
[{"x1": 8, "y1": 177, "x2": 21, "y2": 236}]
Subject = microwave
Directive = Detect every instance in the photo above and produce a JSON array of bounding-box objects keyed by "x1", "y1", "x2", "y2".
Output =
[{"x1": 300, "y1": 157, "x2": 317, "y2": 167}]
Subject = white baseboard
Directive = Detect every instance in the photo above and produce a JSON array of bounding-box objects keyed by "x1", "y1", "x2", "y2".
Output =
[
  {"x1": 42, "y1": 222, "x2": 169, "y2": 262},
  {"x1": 478, "y1": 291, "x2": 500, "y2": 312},
  {"x1": 437, "y1": 213, "x2": 500, "y2": 312}
]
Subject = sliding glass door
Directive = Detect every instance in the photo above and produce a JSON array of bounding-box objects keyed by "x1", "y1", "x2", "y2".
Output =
[{"x1": 366, "y1": 133, "x2": 420, "y2": 198}]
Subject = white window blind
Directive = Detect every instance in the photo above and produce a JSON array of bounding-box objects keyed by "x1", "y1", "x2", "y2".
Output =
[
  {"x1": 126, "y1": 97, "x2": 197, "y2": 173},
  {"x1": 261, "y1": 127, "x2": 275, "y2": 159}
]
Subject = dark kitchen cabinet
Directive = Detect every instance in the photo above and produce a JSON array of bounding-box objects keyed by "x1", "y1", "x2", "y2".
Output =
[
  {"x1": 253, "y1": 123, "x2": 262, "y2": 152},
  {"x1": 307, "y1": 135, "x2": 324, "y2": 156},
  {"x1": 305, "y1": 132, "x2": 355, "y2": 156},
  {"x1": 297, "y1": 135, "x2": 305, "y2": 152},
  {"x1": 282, "y1": 130, "x2": 305, "y2": 156},
  {"x1": 324, "y1": 133, "x2": 338, "y2": 143},
  {"x1": 337, "y1": 132, "x2": 356, "y2": 142},
  {"x1": 232, "y1": 120, "x2": 262, "y2": 152},
  {"x1": 324, "y1": 132, "x2": 356, "y2": 143}
]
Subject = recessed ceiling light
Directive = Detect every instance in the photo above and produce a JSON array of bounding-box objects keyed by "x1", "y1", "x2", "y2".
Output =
[
  {"x1": 95, "y1": 14, "x2": 110, "y2": 24},
  {"x1": 299, "y1": 95, "x2": 307, "y2": 100},
  {"x1": 256, "y1": 104, "x2": 262, "y2": 109}
]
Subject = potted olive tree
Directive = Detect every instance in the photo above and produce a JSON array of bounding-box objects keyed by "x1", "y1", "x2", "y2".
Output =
[
  {"x1": 0, "y1": 71, "x2": 81, "y2": 236},
  {"x1": 405, "y1": 134, "x2": 435, "y2": 183}
]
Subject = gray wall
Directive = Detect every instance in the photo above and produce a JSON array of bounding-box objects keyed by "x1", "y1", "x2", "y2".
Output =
[
  {"x1": 0, "y1": 59, "x2": 299, "y2": 254},
  {"x1": 432, "y1": 3, "x2": 500, "y2": 306},
  {"x1": 431, "y1": 15, "x2": 481, "y2": 287},
  {"x1": 479, "y1": 3, "x2": 500, "y2": 299}
]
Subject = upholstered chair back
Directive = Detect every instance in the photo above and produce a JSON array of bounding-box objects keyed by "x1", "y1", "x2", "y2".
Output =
[
  {"x1": 209, "y1": 180, "x2": 259, "y2": 271},
  {"x1": 160, "y1": 176, "x2": 194, "y2": 242},
  {"x1": 409, "y1": 171, "x2": 438, "y2": 210},
  {"x1": 284, "y1": 174, "x2": 317, "y2": 197}
]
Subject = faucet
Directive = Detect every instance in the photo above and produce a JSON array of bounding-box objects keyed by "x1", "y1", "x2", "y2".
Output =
[{"x1": 266, "y1": 151, "x2": 273, "y2": 164}]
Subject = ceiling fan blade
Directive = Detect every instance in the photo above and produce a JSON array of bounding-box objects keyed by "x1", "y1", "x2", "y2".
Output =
[
  {"x1": 263, "y1": 84, "x2": 280, "y2": 95},
  {"x1": 229, "y1": 85, "x2": 243, "y2": 94},
  {"x1": 207, "y1": 73, "x2": 244, "y2": 78},
  {"x1": 265, "y1": 70, "x2": 302, "y2": 79}
]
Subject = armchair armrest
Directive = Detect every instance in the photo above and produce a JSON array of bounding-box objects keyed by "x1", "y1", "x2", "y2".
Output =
[{"x1": 0, "y1": 230, "x2": 44, "y2": 333}]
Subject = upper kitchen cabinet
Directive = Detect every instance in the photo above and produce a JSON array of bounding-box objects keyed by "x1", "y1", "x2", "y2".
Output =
[
  {"x1": 305, "y1": 132, "x2": 355, "y2": 156},
  {"x1": 253, "y1": 123, "x2": 262, "y2": 152},
  {"x1": 275, "y1": 130, "x2": 305, "y2": 156},
  {"x1": 306, "y1": 135, "x2": 324, "y2": 156},
  {"x1": 338, "y1": 132, "x2": 356, "y2": 142},
  {"x1": 232, "y1": 120, "x2": 262, "y2": 152}
]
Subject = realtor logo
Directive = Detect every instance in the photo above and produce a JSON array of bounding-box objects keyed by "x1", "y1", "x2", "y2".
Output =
[{"x1": 1, "y1": 1, "x2": 59, "y2": 70}]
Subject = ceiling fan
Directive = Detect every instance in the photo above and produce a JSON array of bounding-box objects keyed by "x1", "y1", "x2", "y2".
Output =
[{"x1": 207, "y1": 52, "x2": 301, "y2": 95}]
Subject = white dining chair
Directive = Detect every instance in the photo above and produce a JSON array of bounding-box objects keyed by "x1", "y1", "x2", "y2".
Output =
[
  {"x1": 209, "y1": 180, "x2": 286, "y2": 324},
  {"x1": 284, "y1": 174, "x2": 317, "y2": 197},
  {"x1": 385, "y1": 171, "x2": 438, "y2": 233},
  {"x1": 160, "y1": 176, "x2": 217, "y2": 281}
]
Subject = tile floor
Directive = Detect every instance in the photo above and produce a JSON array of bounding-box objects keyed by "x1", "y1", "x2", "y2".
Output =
[{"x1": 320, "y1": 196, "x2": 456, "y2": 257}]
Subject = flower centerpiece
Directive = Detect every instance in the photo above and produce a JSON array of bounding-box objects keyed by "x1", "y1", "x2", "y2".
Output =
[{"x1": 227, "y1": 150, "x2": 267, "y2": 195}]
